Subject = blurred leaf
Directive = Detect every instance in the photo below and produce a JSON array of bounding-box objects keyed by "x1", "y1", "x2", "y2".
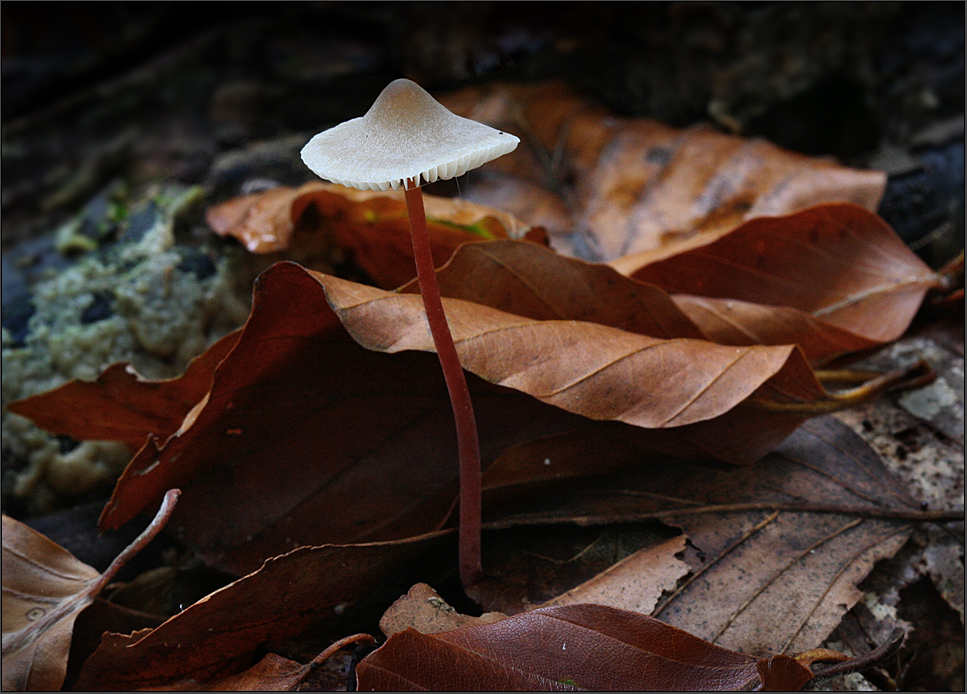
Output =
[
  {"x1": 379, "y1": 583, "x2": 507, "y2": 637},
  {"x1": 438, "y1": 81, "x2": 887, "y2": 260},
  {"x1": 130, "y1": 635, "x2": 375, "y2": 692},
  {"x1": 6, "y1": 333, "x2": 238, "y2": 450}
]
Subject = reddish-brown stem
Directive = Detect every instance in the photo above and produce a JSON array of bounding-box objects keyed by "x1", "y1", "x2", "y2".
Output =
[{"x1": 404, "y1": 179, "x2": 482, "y2": 590}]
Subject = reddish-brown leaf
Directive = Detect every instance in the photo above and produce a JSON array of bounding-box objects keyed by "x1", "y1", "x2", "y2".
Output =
[
  {"x1": 6, "y1": 333, "x2": 238, "y2": 450},
  {"x1": 613, "y1": 204, "x2": 942, "y2": 348},
  {"x1": 12, "y1": 257, "x2": 923, "y2": 576},
  {"x1": 404, "y1": 235, "x2": 934, "y2": 365},
  {"x1": 93, "y1": 264, "x2": 595, "y2": 574},
  {"x1": 355, "y1": 603, "x2": 814, "y2": 691},
  {"x1": 206, "y1": 181, "x2": 545, "y2": 289},
  {"x1": 72, "y1": 533, "x2": 448, "y2": 691},
  {"x1": 438, "y1": 81, "x2": 886, "y2": 259},
  {"x1": 671, "y1": 295, "x2": 882, "y2": 365}
]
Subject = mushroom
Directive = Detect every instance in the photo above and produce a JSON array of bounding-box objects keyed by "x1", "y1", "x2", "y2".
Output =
[{"x1": 301, "y1": 78, "x2": 519, "y2": 590}]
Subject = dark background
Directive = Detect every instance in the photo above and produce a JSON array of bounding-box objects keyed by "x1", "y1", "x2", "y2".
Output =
[{"x1": 2, "y1": 1, "x2": 964, "y2": 265}]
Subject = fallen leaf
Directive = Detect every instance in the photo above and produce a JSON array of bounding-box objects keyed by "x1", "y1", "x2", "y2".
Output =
[
  {"x1": 613, "y1": 204, "x2": 942, "y2": 351},
  {"x1": 379, "y1": 583, "x2": 506, "y2": 637},
  {"x1": 93, "y1": 263, "x2": 595, "y2": 574},
  {"x1": 477, "y1": 416, "x2": 938, "y2": 655},
  {"x1": 6, "y1": 333, "x2": 238, "y2": 450},
  {"x1": 1, "y1": 489, "x2": 178, "y2": 692},
  {"x1": 72, "y1": 532, "x2": 449, "y2": 691},
  {"x1": 53, "y1": 260, "x2": 834, "y2": 575},
  {"x1": 206, "y1": 181, "x2": 545, "y2": 289},
  {"x1": 406, "y1": 235, "x2": 935, "y2": 365},
  {"x1": 11, "y1": 259, "x2": 922, "y2": 575},
  {"x1": 355, "y1": 603, "x2": 814, "y2": 691},
  {"x1": 539, "y1": 534, "x2": 689, "y2": 615},
  {"x1": 318, "y1": 269, "x2": 826, "y2": 430},
  {"x1": 438, "y1": 80, "x2": 886, "y2": 259},
  {"x1": 400, "y1": 239, "x2": 707, "y2": 340},
  {"x1": 140, "y1": 634, "x2": 376, "y2": 692},
  {"x1": 65, "y1": 598, "x2": 164, "y2": 690}
]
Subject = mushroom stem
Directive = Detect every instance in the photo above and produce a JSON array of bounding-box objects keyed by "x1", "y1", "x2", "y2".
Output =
[{"x1": 403, "y1": 178, "x2": 482, "y2": 590}]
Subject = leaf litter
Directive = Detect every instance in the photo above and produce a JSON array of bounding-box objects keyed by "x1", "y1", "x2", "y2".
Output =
[
  {"x1": 472, "y1": 416, "x2": 957, "y2": 656},
  {"x1": 3, "y1": 78, "x2": 961, "y2": 691},
  {"x1": 10, "y1": 254, "x2": 931, "y2": 581}
]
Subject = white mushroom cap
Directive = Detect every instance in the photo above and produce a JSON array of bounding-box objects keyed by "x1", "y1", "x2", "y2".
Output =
[{"x1": 300, "y1": 78, "x2": 519, "y2": 191}]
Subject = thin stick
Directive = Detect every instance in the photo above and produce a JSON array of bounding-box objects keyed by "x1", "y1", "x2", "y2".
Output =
[
  {"x1": 91, "y1": 488, "x2": 181, "y2": 595},
  {"x1": 404, "y1": 179, "x2": 482, "y2": 590}
]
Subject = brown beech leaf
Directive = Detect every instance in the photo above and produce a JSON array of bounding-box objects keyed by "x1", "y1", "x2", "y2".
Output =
[
  {"x1": 72, "y1": 532, "x2": 448, "y2": 691},
  {"x1": 438, "y1": 80, "x2": 886, "y2": 259},
  {"x1": 478, "y1": 416, "x2": 937, "y2": 656},
  {"x1": 614, "y1": 203, "x2": 942, "y2": 351},
  {"x1": 400, "y1": 239, "x2": 707, "y2": 340},
  {"x1": 318, "y1": 270, "x2": 825, "y2": 430},
  {"x1": 206, "y1": 181, "x2": 545, "y2": 289},
  {"x1": 6, "y1": 332, "x2": 238, "y2": 450},
  {"x1": 405, "y1": 237, "x2": 930, "y2": 365},
  {"x1": 74, "y1": 260, "x2": 840, "y2": 575},
  {"x1": 95, "y1": 263, "x2": 597, "y2": 574},
  {"x1": 355, "y1": 603, "x2": 815, "y2": 691},
  {"x1": 671, "y1": 295, "x2": 883, "y2": 366},
  {"x1": 1, "y1": 490, "x2": 178, "y2": 692}
]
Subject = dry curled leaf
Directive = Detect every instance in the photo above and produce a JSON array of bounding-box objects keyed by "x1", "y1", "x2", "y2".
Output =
[
  {"x1": 405, "y1": 229, "x2": 938, "y2": 366},
  {"x1": 1, "y1": 490, "x2": 178, "y2": 692},
  {"x1": 206, "y1": 181, "x2": 545, "y2": 289},
  {"x1": 400, "y1": 238, "x2": 707, "y2": 340},
  {"x1": 318, "y1": 269, "x2": 826, "y2": 430}
]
